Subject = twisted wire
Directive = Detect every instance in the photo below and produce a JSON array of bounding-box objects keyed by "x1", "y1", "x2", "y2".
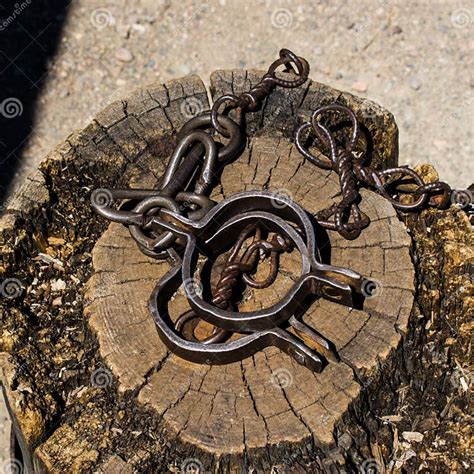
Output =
[
  {"x1": 175, "y1": 224, "x2": 292, "y2": 342},
  {"x1": 296, "y1": 103, "x2": 452, "y2": 239},
  {"x1": 211, "y1": 49, "x2": 310, "y2": 135}
]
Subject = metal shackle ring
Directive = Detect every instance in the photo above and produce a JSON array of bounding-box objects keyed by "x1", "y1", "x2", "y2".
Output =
[
  {"x1": 128, "y1": 195, "x2": 182, "y2": 256},
  {"x1": 310, "y1": 104, "x2": 360, "y2": 156},
  {"x1": 159, "y1": 130, "x2": 218, "y2": 196},
  {"x1": 373, "y1": 167, "x2": 428, "y2": 211},
  {"x1": 177, "y1": 112, "x2": 243, "y2": 164},
  {"x1": 267, "y1": 48, "x2": 310, "y2": 88},
  {"x1": 210, "y1": 95, "x2": 240, "y2": 137}
]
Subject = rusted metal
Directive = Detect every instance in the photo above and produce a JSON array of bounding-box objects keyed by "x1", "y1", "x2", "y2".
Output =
[
  {"x1": 173, "y1": 223, "x2": 292, "y2": 345},
  {"x1": 295, "y1": 103, "x2": 454, "y2": 239},
  {"x1": 91, "y1": 49, "x2": 459, "y2": 372},
  {"x1": 210, "y1": 48, "x2": 309, "y2": 135},
  {"x1": 148, "y1": 191, "x2": 363, "y2": 370}
]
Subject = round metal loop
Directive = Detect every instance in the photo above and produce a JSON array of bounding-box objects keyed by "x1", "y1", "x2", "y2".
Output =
[
  {"x1": 374, "y1": 167, "x2": 428, "y2": 211},
  {"x1": 334, "y1": 205, "x2": 368, "y2": 240},
  {"x1": 242, "y1": 251, "x2": 280, "y2": 289},
  {"x1": 417, "y1": 181, "x2": 452, "y2": 209},
  {"x1": 177, "y1": 112, "x2": 243, "y2": 164},
  {"x1": 294, "y1": 122, "x2": 333, "y2": 170},
  {"x1": 129, "y1": 195, "x2": 182, "y2": 255},
  {"x1": 210, "y1": 95, "x2": 239, "y2": 137},
  {"x1": 310, "y1": 104, "x2": 359, "y2": 155},
  {"x1": 266, "y1": 49, "x2": 310, "y2": 88},
  {"x1": 315, "y1": 203, "x2": 369, "y2": 240}
]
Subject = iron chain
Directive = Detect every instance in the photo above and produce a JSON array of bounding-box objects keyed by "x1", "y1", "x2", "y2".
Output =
[{"x1": 90, "y1": 49, "x2": 465, "y2": 370}]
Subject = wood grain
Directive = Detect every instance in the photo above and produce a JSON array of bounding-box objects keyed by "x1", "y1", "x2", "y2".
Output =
[
  {"x1": 0, "y1": 70, "x2": 427, "y2": 472},
  {"x1": 84, "y1": 72, "x2": 413, "y2": 454}
]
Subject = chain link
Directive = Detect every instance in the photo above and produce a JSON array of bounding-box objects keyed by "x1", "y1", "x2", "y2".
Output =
[
  {"x1": 91, "y1": 49, "x2": 465, "y2": 363},
  {"x1": 210, "y1": 49, "x2": 310, "y2": 135},
  {"x1": 295, "y1": 103, "x2": 454, "y2": 239},
  {"x1": 92, "y1": 49, "x2": 310, "y2": 257}
]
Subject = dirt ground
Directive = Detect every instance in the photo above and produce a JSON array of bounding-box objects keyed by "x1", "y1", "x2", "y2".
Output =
[
  {"x1": 2, "y1": 0, "x2": 473, "y2": 200},
  {"x1": 0, "y1": 0, "x2": 472, "y2": 468}
]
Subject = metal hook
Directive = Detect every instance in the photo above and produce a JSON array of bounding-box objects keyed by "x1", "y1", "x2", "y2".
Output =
[{"x1": 159, "y1": 130, "x2": 218, "y2": 196}]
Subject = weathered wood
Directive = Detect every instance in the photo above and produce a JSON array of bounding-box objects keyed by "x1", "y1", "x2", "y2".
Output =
[
  {"x1": 0, "y1": 70, "x2": 470, "y2": 472},
  {"x1": 84, "y1": 129, "x2": 413, "y2": 457},
  {"x1": 210, "y1": 69, "x2": 398, "y2": 170}
]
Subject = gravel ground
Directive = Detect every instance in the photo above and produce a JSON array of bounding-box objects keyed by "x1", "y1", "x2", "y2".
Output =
[
  {"x1": 0, "y1": 0, "x2": 473, "y2": 467},
  {"x1": 2, "y1": 0, "x2": 473, "y2": 201}
]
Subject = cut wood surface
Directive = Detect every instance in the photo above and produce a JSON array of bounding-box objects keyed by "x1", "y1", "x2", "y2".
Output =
[
  {"x1": 0, "y1": 69, "x2": 441, "y2": 472},
  {"x1": 82, "y1": 71, "x2": 412, "y2": 457},
  {"x1": 85, "y1": 134, "x2": 414, "y2": 454}
]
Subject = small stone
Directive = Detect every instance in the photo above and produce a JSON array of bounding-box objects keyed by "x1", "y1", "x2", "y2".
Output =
[
  {"x1": 144, "y1": 59, "x2": 156, "y2": 68},
  {"x1": 351, "y1": 81, "x2": 368, "y2": 93},
  {"x1": 409, "y1": 76, "x2": 422, "y2": 90},
  {"x1": 52, "y1": 297, "x2": 62, "y2": 306},
  {"x1": 131, "y1": 23, "x2": 146, "y2": 34},
  {"x1": 402, "y1": 431, "x2": 424, "y2": 443},
  {"x1": 115, "y1": 47, "x2": 134, "y2": 63},
  {"x1": 51, "y1": 279, "x2": 66, "y2": 292},
  {"x1": 391, "y1": 25, "x2": 403, "y2": 35}
]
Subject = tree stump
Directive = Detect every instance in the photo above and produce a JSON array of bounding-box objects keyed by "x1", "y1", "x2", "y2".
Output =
[{"x1": 0, "y1": 70, "x2": 470, "y2": 472}]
